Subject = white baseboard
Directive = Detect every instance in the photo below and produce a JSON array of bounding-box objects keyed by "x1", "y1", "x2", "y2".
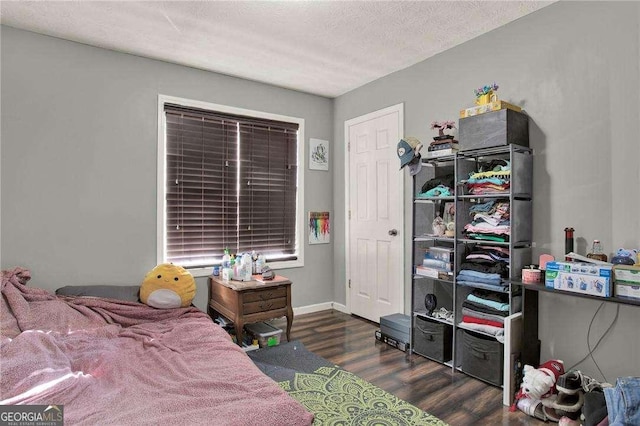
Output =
[
  {"x1": 331, "y1": 302, "x2": 348, "y2": 313},
  {"x1": 293, "y1": 302, "x2": 349, "y2": 316}
]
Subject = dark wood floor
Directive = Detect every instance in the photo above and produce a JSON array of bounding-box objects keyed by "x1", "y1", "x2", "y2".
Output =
[{"x1": 272, "y1": 309, "x2": 544, "y2": 426}]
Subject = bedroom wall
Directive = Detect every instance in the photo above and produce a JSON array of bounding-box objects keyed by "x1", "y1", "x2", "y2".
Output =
[
  {"x1": 333, "y1": 1, "x2": 640, "y2": 380},
  {"x1": 0, "y1": 26, "x2": 334, "y2": 312}
]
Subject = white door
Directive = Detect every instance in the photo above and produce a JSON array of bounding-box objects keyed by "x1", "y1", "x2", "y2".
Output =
[{"x1": 346, "y1": 104, "x2": 404, "y2": 323}]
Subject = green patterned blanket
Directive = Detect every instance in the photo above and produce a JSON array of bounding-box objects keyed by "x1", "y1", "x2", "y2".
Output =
[{"x1": 248, "y1": 341, "x2": 447, "y2": 426}]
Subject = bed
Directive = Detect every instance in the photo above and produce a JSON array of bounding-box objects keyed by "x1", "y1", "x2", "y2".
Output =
[{"x1": 0, "y1": 267, "x2": 313, "y2": 425}]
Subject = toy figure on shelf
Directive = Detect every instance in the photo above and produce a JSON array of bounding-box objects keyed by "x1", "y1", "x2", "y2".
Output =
[
  {"x1": 426, "y1": 121, "x2": 458, "y2": 159},
  {"x1": 432, "y1": 214, "x2": 446, "y2": 236}
]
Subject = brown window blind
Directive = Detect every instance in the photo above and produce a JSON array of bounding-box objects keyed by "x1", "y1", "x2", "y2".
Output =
[{"x1": 164, "y1": 104, "x2": 299, "y2": 268}]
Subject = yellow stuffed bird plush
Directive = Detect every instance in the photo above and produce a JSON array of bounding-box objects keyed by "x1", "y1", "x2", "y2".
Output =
[{"x1": 140, "y1": 263, "x2": 196, "y2": 309}]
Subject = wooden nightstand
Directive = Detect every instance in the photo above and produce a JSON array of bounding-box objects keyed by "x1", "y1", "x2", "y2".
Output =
[{"x1": 207, "y1": 275, "x2": 293, "y2": 346}]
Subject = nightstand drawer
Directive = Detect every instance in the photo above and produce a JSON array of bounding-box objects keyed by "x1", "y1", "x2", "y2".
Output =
[
  {"x1": 243, "y1": 287, "x2": 287, "y2": 303},
  {"x1": 243, "y1": 297, "x2": 287, "y2": 314}
]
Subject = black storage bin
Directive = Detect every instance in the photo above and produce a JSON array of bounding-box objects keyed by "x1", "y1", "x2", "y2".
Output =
[
  {"x1": 413, "y1": 316, "x2": 452, "y2": 362},
  {"x1": 461, "y1": 330, "x2": 504, "y2": 386}
]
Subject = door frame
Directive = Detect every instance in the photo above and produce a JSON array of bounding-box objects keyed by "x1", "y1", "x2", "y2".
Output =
[{"x1": 344, "y1": 103, "x2": 405, "y2": 315}]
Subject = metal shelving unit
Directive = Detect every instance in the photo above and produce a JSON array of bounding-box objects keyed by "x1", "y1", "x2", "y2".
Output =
[
  {"x1": 409, "y1": 156, "x2": 457, "y2": 368},
  {"x1": 409, "y1": 144, "x2": 534, "y2": 400},
  {"x1": 452, "y1": 144, "x2": 532, "y2": 391}
]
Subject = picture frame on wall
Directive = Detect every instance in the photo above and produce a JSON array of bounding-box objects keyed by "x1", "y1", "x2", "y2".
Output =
[
  {"x1": 309, "y1": 138, "x2": 329, "y2": 171},
  {"x1": 309, "y1": 211, "x2": 330, "y2": 244}
]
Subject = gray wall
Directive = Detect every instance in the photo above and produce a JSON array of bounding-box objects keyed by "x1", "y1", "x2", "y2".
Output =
[
  {"x1": 333, "y1": 1, "x2": 640, "y2": 381},
  {"x1": 0, "y1": 26, "x2": 334, "y2": 312},
  {"x1": 2, "y1": 1, "x2": 639, "y2": 382}
]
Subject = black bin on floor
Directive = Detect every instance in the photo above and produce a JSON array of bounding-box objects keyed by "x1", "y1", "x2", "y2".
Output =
[
  {"x1": 461, "y1": 330, "x2": 504, "y2": 386},
  {"x1": 413, "y1": 316, "x2": 452, "y2": 362}
]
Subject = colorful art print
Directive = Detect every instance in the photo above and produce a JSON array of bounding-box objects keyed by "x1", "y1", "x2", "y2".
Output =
[{"x1": 309, "y1": 211, "x2": 330, "y2": 244}]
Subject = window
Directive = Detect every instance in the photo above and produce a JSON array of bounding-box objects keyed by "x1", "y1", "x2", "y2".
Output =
[{"x1": 157, "y1": 96, "x2": 304, "y2": 275}]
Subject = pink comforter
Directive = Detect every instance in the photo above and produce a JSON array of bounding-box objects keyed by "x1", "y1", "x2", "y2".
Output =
[{"x1": 1, "y1": 268, "x2": 313, "y2": 425}]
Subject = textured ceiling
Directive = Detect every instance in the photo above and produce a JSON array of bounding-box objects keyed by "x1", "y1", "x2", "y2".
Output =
[{"x1": 0, "y1": 1, "x2": 553, "y2": 98}]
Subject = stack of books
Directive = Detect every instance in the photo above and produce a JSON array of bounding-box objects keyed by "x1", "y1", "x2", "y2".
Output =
[{"x1": 426, "y1": 135, "x2": 459, "y2": 159}]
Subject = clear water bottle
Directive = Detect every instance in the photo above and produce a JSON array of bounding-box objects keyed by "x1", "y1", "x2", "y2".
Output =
[
  {"x1": 221, "y1": 249, "x2": 232, "y2": 280},
  {"x1": 229, "y1": 257, "x2": 236, "y2": 280},
  {"x1": 222, "y1": 249, "x2": 231, "y2": 269},
  {"x1": 251, "y1": 250, "x2": 258, "y2": 274},
  {"x1": 255, "y1": 253, "x2": 265, "y2": 274}
]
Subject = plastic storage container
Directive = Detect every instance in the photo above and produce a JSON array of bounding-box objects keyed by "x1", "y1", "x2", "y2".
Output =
[
  {"x1": 461, "y1": 330, "x2": 503, "y2": 386},
  {"x1": 380, "y1": 313, "x2": 411, "y2": 344},
  {"x1": 413, "y1": 316, "x2": 452, "y2": 362},
  {"x1": 245, "y1": 322, "x2": 282, "y2": 348}
]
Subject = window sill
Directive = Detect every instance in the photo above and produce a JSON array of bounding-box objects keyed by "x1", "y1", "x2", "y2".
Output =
[{"x1": 188, "y1": 259, "x2": 303, "y2": 278}]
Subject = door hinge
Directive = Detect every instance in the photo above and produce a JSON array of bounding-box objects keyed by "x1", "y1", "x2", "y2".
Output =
[
  {"x1": 348, "y1": 210, "x2": 351, "y2": 220},
  {"x1": 348, "y1": 142, "x2": 350, "y2": 152},
  {"x1": 348, "y1": 279, "x2": 351, "y2": 288}
]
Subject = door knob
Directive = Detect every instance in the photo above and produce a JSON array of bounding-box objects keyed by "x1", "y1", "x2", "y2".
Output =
[{"x1": 388, "y1": 229, "x2": 398, "y2": 236}]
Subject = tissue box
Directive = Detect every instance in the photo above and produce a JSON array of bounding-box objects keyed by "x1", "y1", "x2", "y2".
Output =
[
  {"x1": 613, "y1": 265, "x2": 640, "y2": 300},
  {"x1": 613, "y1": 265, "x2": 640, "y2": 285},
  {"x1": 615, "y1": 282, "x2": 640, "y2": 300},
  {"x1": 545, "y1": 261, "x2": 612, "y2": 297}
]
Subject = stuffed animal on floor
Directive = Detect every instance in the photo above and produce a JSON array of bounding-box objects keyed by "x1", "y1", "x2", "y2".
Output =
[
  {"x1": 140, "y1": 263, "x2": 196, "y2": 309},
  {"x1": 511, "y1": 359, "x2": 564, "y2": 411}
]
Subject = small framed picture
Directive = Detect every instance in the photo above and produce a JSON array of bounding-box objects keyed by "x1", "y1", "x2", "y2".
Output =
[
  {"x1": 309, "y1": 138, "x2": 329, "y2": 171},
  {"x1": 309, "y1": 211, "x2": 330, "y2": 244}
]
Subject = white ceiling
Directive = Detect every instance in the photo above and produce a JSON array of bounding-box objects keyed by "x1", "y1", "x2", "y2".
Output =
[{"x1": 0, "y1": 1, "x2": 553, "y2": 98}]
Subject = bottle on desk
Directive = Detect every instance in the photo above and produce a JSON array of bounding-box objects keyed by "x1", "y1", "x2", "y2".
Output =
[
  {"x1": 221, "y1": 249, "x2": 232, "y2": 281},
  {"x1": 255, "y1": 253, "x2": 266, "y2": 274},
  {"x1": 240, "y1": 252, "x2": 253, "y2": 281},
  {"x1": 251, "y1": 250, "x2": 258, "y2": 274},
  {"x1": 587, "y1": 240, "x2": 608, "y2": 262}
]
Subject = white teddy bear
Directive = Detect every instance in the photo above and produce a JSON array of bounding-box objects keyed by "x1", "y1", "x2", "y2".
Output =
[
  {"x1": 521, "y1": 360, "x2": 564, "y2": 399},
  {"x1": 511, "y1": 359, "x2": 564, "y2": 411}
]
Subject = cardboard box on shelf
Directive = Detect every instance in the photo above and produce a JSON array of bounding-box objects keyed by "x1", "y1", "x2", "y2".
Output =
[
  {"x1": 545, "y1": 269, "x2": 612, "y2": 298},
  {"x1": 613, "y1": 265, "x2": 640, "y2": 285},
  {"x1": 425, "y1": 247, "x2": 454, "y2": 262},
  {"x1": 459, "y1": 100, "x2": 522, "y2": 119},
  {"x1": 546, "y1": 261, "x2": 613, "y2": 278},
  {"x1": 615, "y1": 282, "x2": 640, "y2": 300},
  {"x1": 415, "y1": 265, "x2": 440, "y2": 278}
]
